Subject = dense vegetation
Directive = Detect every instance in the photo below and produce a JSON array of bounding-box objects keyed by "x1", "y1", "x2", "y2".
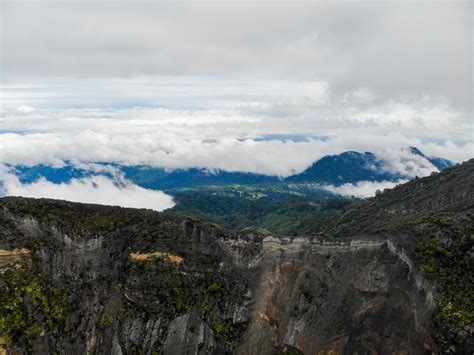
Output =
[
  {"x1": 0, "y1": 259, "x2": 69, "y2": 352},
  {"x1": 169, "y1": 185, "x2": 352, "y2": 236},
  {"x1": 412, "y1": 212, "x2": 474, "y2": 345},
  {"x1": 1, "y1": 198, "x2": 139, "y2": 234},
  {"x1": 325, "y1": 161, "x2": 472, "y2": 237}
]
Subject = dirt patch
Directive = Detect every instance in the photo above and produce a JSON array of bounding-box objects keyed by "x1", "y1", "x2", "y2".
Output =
[
  {"x1": 0, "y1": 248, "x2": 30, "y2": 271},
  {"x1": 129, "y1": 251, "x2": 183, "y2": 265}
]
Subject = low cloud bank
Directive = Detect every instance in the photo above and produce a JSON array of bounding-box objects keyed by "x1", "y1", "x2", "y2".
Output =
[
  {"x1": 2, "y1": 127, "x2": 468, "y2": 178},
  {"x1": 322, "y1": 180, "x2": 408, "y2": 198},
  {"x1": 0, "y1": 168, "x2": 174, "y2": 211}
]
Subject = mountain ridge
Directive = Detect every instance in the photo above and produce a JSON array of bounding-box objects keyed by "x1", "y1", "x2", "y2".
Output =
[{"x1": 8, "y1": 147, "x2": 454, "y2": 191}]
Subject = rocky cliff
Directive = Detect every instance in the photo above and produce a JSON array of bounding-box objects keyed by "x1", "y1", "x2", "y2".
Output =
[{"x1": 0, "y1": 160, "x2": 473, "y2": 354}]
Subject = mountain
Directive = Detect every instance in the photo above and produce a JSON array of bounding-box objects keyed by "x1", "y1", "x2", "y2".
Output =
[
  {"x1": 286, "y1": 151, "x2": 396, "y2": 184},
  {"x1": 407, "y1": 146, "x2": 455, "y2": 171},
  {"x1": 9, "y1": 147, "x2": 454, "y2": 191},
  {"x1": 429, "y1": 157, "x2": 455, "y2": 171},
  {"x1": 11, "y1": 164, "x2": 278, "y2": 190},
  {"x1": 120, "y1": 166, "x2": 279, "y2": 190},
  {"x1": 287, "y1": 147, "x2": 454, "y2": 185},
  {"x1": 0, "y1": 160, "x2": 472, "y2": 353},
  {"x1": 13, "y1": 164, "x2": 94, "y2": 184}
]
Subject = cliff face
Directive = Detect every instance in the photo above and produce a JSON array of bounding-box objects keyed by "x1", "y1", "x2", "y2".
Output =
[
  {"x1": 0, "y1": 212, "x2": 437, "y2": 354},
  {"x1": 236, "y1": 237, "x2": 438, "y2": 354},
  {"x1": 0, "y1": 160, "x2": 473, "y2": 354},
  {"x1": 0, "y1": 205, "x2": 258, "y2": 354}
]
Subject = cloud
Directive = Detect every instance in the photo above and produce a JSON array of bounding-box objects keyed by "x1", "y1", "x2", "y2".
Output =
[
  {"x1": 17, "y1": 105, "x2": 35, "y2": 113},
  {"x1": 1, "y1": 102, "x2": 471, "y2": 178},
  {"x1": 0, "y1": 168, "x2": 174, "y2": 211},
  {"x1": 0, "y1": 2, "x2": 471, "y2": 178},
  {"x1": 1, "y1": 112, "x2": 471, "y2": 178},
  {"x1": 377, "y1": 148, "x2": 437, "y2": 177},
  {"x1": 2, "y1": 2, "x2": 471, "y2": 112},
  {"x1": 321, "y1": 180, "x2": 407, "y2": 198}
]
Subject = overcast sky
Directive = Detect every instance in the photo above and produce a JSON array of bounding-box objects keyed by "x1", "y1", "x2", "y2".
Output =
[{"x1": 1, "y1": 0, "x2": 473, "y2": 177}]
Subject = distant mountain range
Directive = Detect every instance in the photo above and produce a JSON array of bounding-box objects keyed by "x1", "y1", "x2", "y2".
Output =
[
  {"x1": 10, "y1": 147, "x2": 454, "y2": 191},
  {"x1": 287, "y1": 147, "x2": 453, "y2": 184}
]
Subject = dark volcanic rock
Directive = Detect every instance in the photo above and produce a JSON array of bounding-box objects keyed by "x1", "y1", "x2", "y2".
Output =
[
  {"x1": 236, "y1": 237, "x2": 437, "y2": 354},
  {"x1": 162, "y1": 311, "x2": 221, "y2": 354}
]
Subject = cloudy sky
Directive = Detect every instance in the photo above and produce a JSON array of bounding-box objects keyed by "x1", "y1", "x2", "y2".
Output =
[{"x1": 0, "y1": 0, "x2": 472, "y2": 206}]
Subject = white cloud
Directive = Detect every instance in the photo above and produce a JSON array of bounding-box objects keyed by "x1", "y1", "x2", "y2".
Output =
[
  {"x1": 0, "y1": 95, "x2": 471, "y2": 178},
  {"x1": 321, "y1": 180, "x2": 407, "y2": 198},
  {"x1": 377, "y1": 148, "x2": 437, "y2": 177},
  {"x1": 1, "y1": 117, "x2": 471, "y2": 178},
  {"x1": 0, "y1": 169, "x2": 174, "y2": 211},
  {"x1": 17, "y1": 105, "x2": 35, "y2": 113}
]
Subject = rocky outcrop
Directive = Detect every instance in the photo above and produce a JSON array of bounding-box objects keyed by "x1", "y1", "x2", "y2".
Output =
[{"x1": 162, "y1": 312, "x2": 219, "y2": 354}]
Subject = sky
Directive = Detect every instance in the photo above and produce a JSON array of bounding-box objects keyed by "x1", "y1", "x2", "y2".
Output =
[{"x1": 0, "y1": 0, "x2": 473, "y2": 206}]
